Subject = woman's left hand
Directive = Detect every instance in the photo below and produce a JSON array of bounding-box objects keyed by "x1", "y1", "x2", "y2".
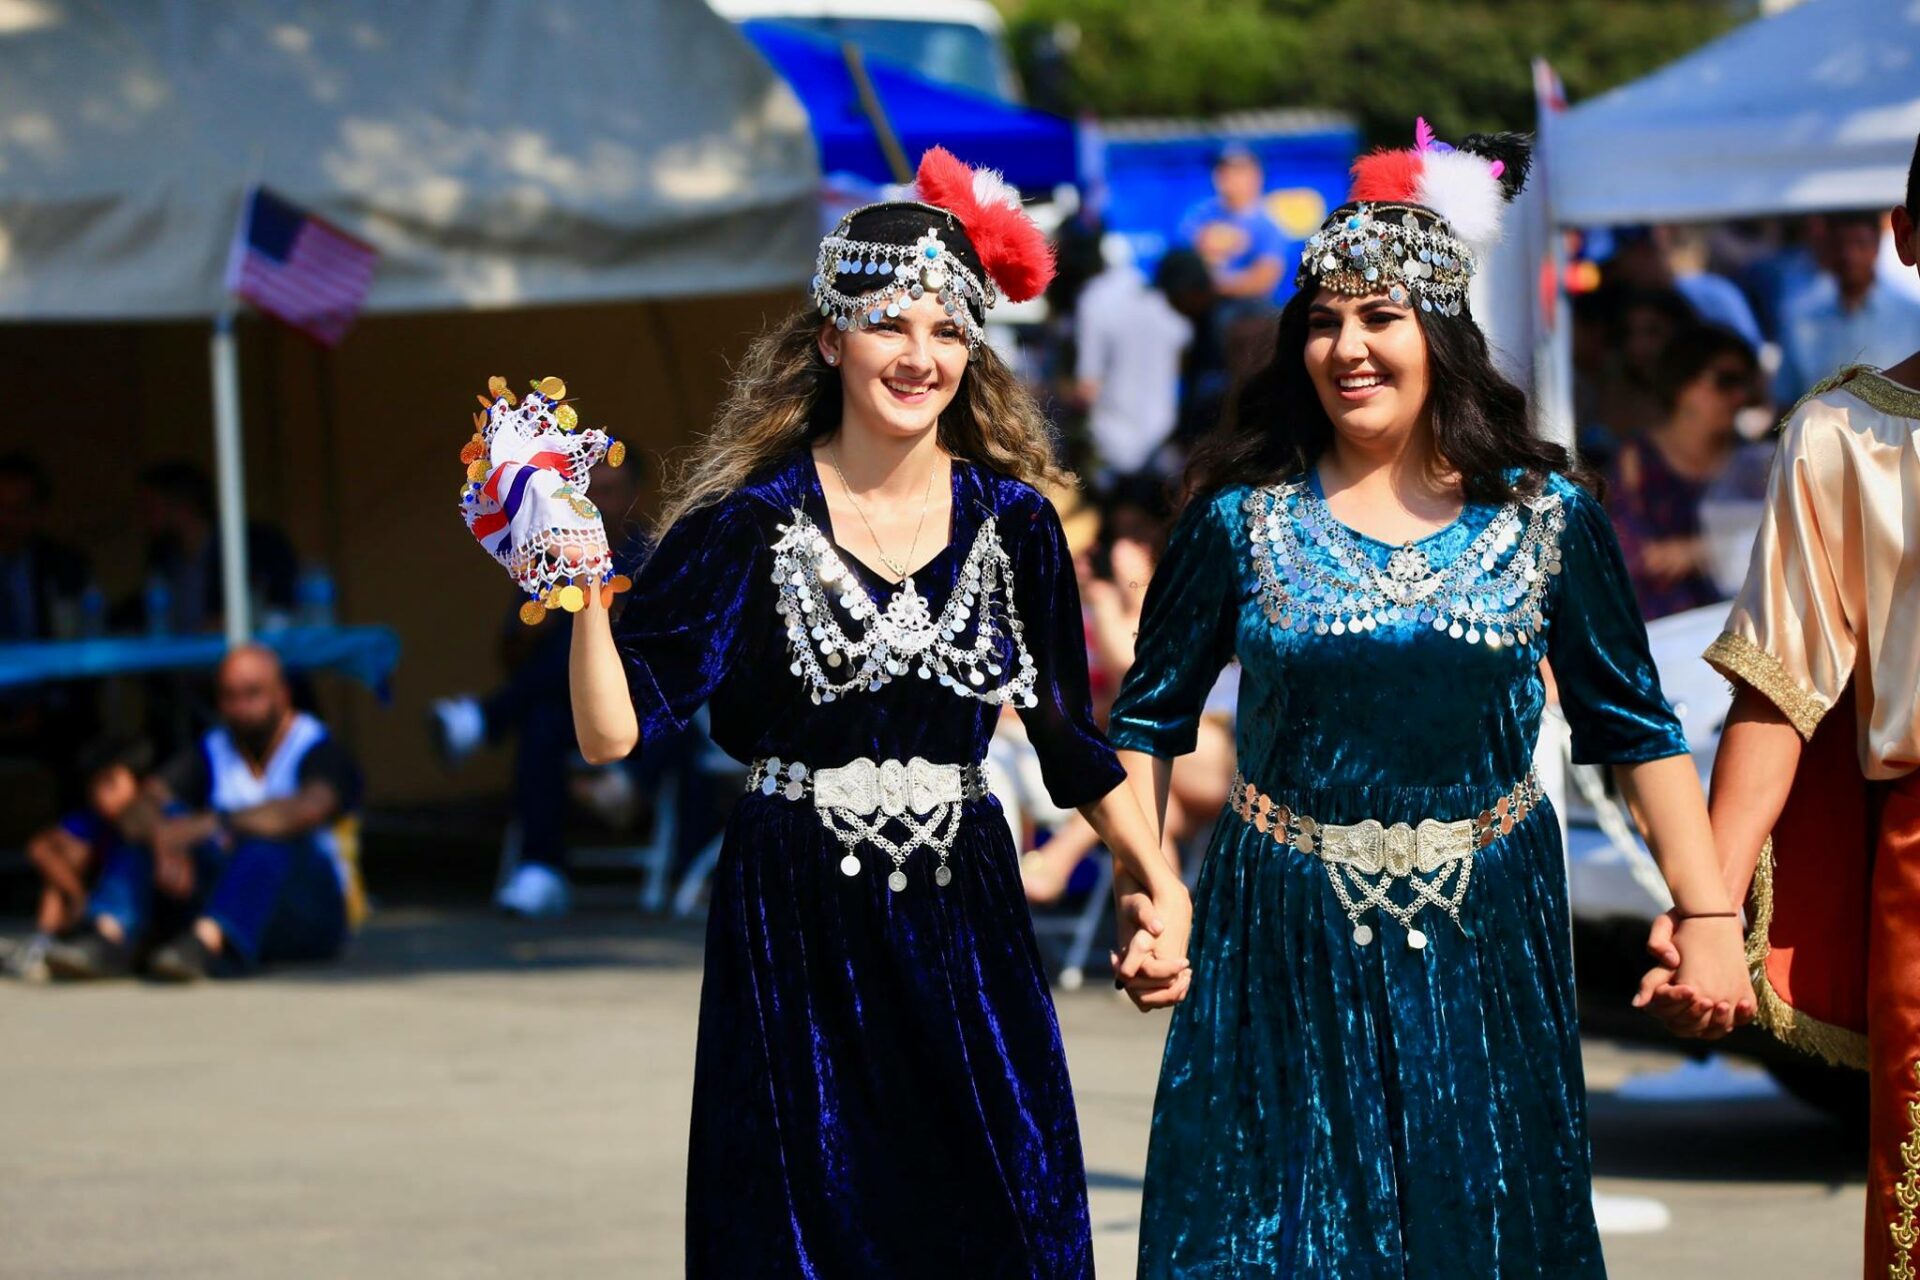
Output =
[
  {"x1": 1112, "y1": 883, "x2": 1193, "y2": 1012},
  {"x1": 1633, "y1": 910, "x2": 1756, "y2": 1038}
]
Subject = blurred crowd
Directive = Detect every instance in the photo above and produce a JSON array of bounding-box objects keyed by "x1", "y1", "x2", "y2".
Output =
[
  {"x1": 1574, "y1": 213, "x2": 1920, "y2": 622},
  {"x1": 12, "y1": 148, "x2": 1920, "y2": 983}
]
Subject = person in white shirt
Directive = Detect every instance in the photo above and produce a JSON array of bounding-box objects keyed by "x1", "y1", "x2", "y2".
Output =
[{"x1": 1075, "y1": 235, "x2": 1194, "y2": 480}]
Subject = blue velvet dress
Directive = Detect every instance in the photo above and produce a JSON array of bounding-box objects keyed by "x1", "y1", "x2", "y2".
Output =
[
  {"x1": 613, "y1": 449, "x2": 1123, "y2": 1278},
  {"x1": 1109, "y1": 470, "x2": 1687, "y2": 1278}
]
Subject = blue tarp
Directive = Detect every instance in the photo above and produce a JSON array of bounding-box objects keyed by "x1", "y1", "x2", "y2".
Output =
[
  {"x1": 0, "y1": 626, "x2": 402, "y2": 700},
  {"x1": 1097, "y1": 125, "x2": 1360, "y2": 300},
  {"x1": 742, "y1": 22, "x2": 1079, "y2": 193}
]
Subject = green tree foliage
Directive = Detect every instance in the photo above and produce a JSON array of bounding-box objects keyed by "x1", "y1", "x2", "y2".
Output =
[{"x1": 1001, "y1": 0, "x2": 1743, "y2": 143}]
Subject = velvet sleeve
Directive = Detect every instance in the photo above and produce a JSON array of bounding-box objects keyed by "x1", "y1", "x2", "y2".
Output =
[
  {"x1": 1546, "y1": 484, "x2": 1689, "y2": 764},
  {"x1": 1009, "y1": 496, "x2": 1128, "y2": 811},
  {"x1": 614, "y1": 496, "x2": 767, "y2": 750},
  {"x1": 1107, "y1": 493, "x2": 1239, "y2": 760}
]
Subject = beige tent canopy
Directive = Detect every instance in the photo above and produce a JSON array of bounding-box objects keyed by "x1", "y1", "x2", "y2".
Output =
[
  {"x1": 0, "y1": 0, "x2": 821, "y2": 804},
  {"x1": 0, "y1": 0, "x2": 819, "y2": 314}
]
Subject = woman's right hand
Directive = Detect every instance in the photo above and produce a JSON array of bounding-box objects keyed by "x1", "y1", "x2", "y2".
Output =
[
  {"x1": 1112, "y1": 881, "x2": 1193, "y2": 1012},
  {"x1": 1633, "y1": 910, "x2": 1755, "y2": 1039},
  {"x1": 460, "y1": 376, "x2": 620, "y2": 611}
]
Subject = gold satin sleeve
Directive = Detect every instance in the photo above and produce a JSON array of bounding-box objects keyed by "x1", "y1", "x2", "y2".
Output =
[{"x1": 1706, "y1": 368, "x2": 1920, "y2": 778}]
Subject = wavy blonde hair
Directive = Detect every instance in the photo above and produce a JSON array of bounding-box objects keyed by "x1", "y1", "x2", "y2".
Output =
[{"x1": 656, "y1": 308, "x2": 1072, "y2": 534}]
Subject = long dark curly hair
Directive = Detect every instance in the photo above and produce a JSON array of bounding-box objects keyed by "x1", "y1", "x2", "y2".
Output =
[{"x1": 1183, "y1": 285, "x2": 1589, "y2": 507}]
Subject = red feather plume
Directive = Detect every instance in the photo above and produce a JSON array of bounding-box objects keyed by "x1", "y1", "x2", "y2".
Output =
[
  {"x1": 1349, "y1": 149, "x2": 1425, "y2": 204},
  {"x1": 914, "y1": 146, "x2": 1055, "y2": 303}
]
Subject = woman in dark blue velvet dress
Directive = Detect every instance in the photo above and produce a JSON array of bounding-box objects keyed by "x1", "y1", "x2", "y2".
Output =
[
  {"x1": 493, "y1": 149, "x2": 1191, "y2": 1277},
  {"x1": 1106, "y1": 126, "x2": 1755, "y2": 1277}
]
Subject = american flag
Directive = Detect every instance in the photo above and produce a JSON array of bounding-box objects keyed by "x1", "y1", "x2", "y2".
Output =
[{"x1": 225, "y1": 187, "x2": 377, "y2": 346}]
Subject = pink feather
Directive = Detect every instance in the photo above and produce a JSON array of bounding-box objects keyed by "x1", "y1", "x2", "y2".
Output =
[
  {"x1": 1414, "y1": 117, "x2": 1437, "y2": 153},
  {"x1": 913, "y1": 146, "x2": 1055, "y2": 304}
]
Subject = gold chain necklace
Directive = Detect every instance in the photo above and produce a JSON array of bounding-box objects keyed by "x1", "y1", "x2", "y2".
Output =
[{"x1": 827, "y1": 446, "x2": 939, "y2": 582}]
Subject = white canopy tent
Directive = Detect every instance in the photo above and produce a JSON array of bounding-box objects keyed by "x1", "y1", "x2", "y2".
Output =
[
  {"x1": 0, "y1": 0, "x2": 819, "y2": 642},
  {"x1": 1549, "y1": 0, "x2": 1920, "y2": 226}
]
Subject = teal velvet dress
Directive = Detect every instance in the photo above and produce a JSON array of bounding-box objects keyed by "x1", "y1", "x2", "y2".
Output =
[{"x1": 1109, "y1": 470, "x2": 1687, "y2": 1278}]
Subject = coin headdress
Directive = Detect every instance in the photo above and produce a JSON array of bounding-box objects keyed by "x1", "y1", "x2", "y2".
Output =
[
  {"x1": 812, "y1": 146, "x2": 1056, "y2": 352},
  {"x1": 458, "y1": 375, "x2": 631, "y2": 625},
  {"x1": 1298, "y1": 119, "x2": 1532, "y2": 317}
]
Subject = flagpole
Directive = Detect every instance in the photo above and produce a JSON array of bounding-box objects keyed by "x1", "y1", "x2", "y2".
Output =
[{"x1": 211, "y1": 307, "x2": 252, "y2": 645}]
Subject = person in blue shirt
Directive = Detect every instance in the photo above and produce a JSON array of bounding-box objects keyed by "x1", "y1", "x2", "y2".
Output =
[
  {"x1": 1776, "y1": 210, "x2": 1920, "y2": 404},
  {"x1": 1178, "y1": 145, "x2": 1288, "y2": 306},
  {"x1": 4, "y1": 736, "x2": 148, "y2": 982}
]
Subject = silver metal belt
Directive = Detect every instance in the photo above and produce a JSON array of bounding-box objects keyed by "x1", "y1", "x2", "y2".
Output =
[
  {"x1": 747, "y1": 755, "x2": 990, "y2": 892},
  {"x1": 1228, "y1": 771, "x2": 1544, "y2": 950}
]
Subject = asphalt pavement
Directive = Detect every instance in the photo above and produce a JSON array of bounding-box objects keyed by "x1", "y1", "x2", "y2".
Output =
[{"x1": 0, "y1": 911, "x2": 1864, "y2": 1278}]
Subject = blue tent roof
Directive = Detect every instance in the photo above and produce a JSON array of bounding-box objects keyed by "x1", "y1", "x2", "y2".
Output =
[{"x1": 741, "y1": 22, "x2": 1079, "y2": 193}]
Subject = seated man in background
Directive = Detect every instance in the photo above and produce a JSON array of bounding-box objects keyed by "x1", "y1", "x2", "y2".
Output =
[
  {"x1": 3, "y1": 735, "x2": 149, "y2": 982},
  {"x1": 47, "y1": 644, "x2": 363, "y2": 983}
]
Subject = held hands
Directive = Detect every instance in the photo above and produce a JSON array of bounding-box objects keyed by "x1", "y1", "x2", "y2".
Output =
[
  {"x1": 1110, "y1": 881, "x2": 1193, "y2": 1013},
  {"x1": 1632, "y1": 908, "x2": 1758, "y2": 1039}
]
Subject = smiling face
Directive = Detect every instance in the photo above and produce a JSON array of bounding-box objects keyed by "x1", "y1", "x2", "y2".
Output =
[
  {"x1": 1303, "y1": 289, "x2": 1433, "y2": 452},
  {"x1": 820, "y1": 293, "x2": 970, "y2": 440}
]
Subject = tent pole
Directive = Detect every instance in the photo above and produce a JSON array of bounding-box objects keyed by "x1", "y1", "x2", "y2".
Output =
[
  {"x1": 211, "y1": 310, "x2": 252, "y2": 645},
  {"x1": 840, "y1": 41, "x2": 911, "y2": 184}
]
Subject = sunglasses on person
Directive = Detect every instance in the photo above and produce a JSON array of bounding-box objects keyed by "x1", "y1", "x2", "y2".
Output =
[{"x1": 1707, "y1": 366, "x2": 1751, "y2": 393}]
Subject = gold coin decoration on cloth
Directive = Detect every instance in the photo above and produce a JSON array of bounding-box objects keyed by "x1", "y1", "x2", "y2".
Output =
[
  {"x1": 552, "y1": 584, "x2": 585, "y2": 612},
  {"x1": 609, "y1": 574, "x2": 632, "y2": 593},
  {"x1": 459, "y1": 438, "x2": 485, "y2": 464},
  {"x1": 518, "y1": 601, "x2": 548, "y2": 626},
  {"x1": 606, "y1": 440, "x2": 627, "y2": 467},
  {"x1": 488, "y1": 375, "x2": 509, "y2": 398},
  {"x1": 466, "y1": 460, "x2": 489, "y2": 482},
  {"x1": 554, "y1": 404, "x2": 579, "y2": 431},
  {"x1": 475, "y1": 393, "x2": 493, "y2": 409},
  {"x1": 536, "y1": 376, "x2": 567, "y2": 399}
]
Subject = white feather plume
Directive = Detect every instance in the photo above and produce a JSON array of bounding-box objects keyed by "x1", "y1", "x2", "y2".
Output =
[
  {"x1": 906, "y1": 162, "x2": 1021, "y2": 213},
  {"x1": 969, "y1": 165, "x2": 1022, "y2": 212},
  {"x1": 1415, "y1": 150, "x2": 1506, "y2": 251}
]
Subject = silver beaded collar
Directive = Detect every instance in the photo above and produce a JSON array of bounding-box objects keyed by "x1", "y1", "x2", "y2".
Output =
[
  {"x1": 1245, "y1": 480, "x2": 1565, "y2": 650},
  {"x1": 770, "y1": 509, "x2": 1039, "y2": 708}
]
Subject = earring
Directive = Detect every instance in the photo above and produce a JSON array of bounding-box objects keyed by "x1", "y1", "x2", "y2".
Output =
[{"x1": 824, "y1": 352, "x2": 838, "y2": 366}]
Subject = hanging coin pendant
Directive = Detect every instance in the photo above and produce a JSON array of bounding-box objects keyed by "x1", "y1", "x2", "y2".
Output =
[
  {"x1": 1352, "y1": 923, "x2": 1374, "y2": 947},
  {"x1": 1407, "y1": 928, "x2": 1429, "y2": 951},
  {"x1": 888, "y1": 870, "x2": 909, "y2": 893},
  {"x1": 839, "y1": 854, "x2": 861, "y2": 877},
  {"x1": 934, "y1": 865, "x2": 952, "y2": 887}
]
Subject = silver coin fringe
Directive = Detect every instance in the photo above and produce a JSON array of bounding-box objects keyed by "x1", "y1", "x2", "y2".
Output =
[
  {"x1": 770, "y1": 509, "x2": 1039, "y2": 708},
  {"x1": 1246, "y1": 481, "x2": 1566, "y2": 651}
]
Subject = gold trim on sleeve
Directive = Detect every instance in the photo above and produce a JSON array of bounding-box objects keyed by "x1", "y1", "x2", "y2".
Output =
[
  {"x1": 1704, "y1": 632, "x2": 1830, "y2": 741},
  {"x1": 1891, "y1": 1061, "x2": 1920, "y2": 1279},
  {"x1": 1843, "y1": 367, "x2": 1920, "y2": 421},
  {"x1": 1744, "y1": 835, "x2": 1869, "y2": 1070}
]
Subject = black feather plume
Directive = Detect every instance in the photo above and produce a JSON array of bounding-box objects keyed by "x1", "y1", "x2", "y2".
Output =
[{"x1": 1459, "y1": 131, "x2": 1533, "y2": 202}]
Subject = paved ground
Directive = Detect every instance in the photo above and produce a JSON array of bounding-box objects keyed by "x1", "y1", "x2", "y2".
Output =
[{"x1": 0, "y1": 911, "x2": 1865, "y2": 1278}]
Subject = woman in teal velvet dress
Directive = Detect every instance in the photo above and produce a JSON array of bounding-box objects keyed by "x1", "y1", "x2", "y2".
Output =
[{"x1": 1107, "y1": 126, "x2": 1756, "y2": 1276}]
